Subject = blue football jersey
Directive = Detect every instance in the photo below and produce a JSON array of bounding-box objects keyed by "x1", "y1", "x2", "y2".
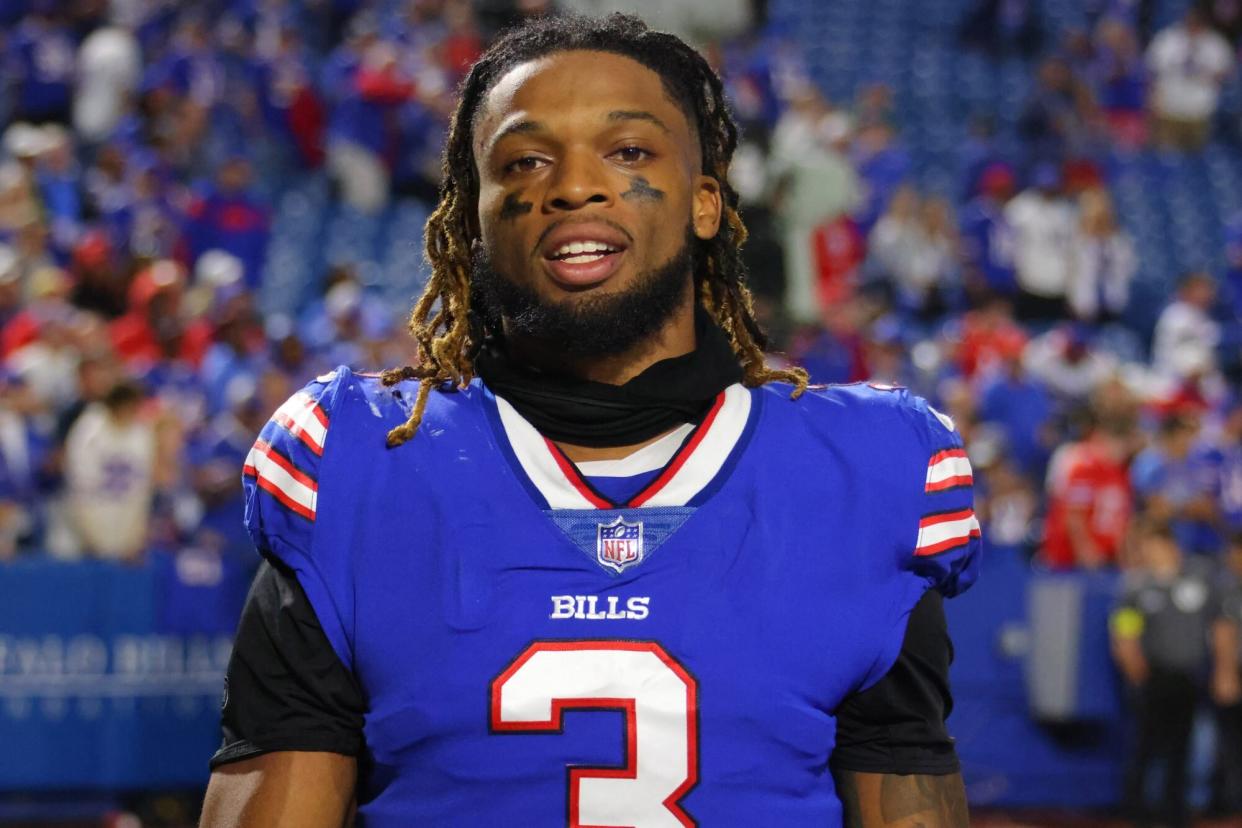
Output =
[{"x1": 242, "y1": 369, "x2": 981, "y2": 827}]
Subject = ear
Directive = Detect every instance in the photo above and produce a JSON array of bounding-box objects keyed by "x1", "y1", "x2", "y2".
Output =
[{"x1": 691, "y1": 174, "x2": 723, "y2": 240}]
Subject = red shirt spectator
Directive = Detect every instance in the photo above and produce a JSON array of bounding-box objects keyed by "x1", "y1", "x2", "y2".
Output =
[
  {"x1": 811, "y1": 215, "x2": 863, "y2": 310},
  {"x1": 955, "y1": 298, "x2": 1027, "y2": 380},
  {"x1": 1042, "y1": 430, "x2": 1133, "y2": 569},
  {"x1": 110, "y1": 261, "x2": 212, "y2": 369}
]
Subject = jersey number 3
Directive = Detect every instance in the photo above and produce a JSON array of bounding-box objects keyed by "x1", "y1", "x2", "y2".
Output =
[{"x1": 490, "y1": 640, "x2": 699, "y2": 828}]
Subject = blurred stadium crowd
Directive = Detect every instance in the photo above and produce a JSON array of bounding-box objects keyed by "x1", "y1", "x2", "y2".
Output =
[{"x1": 7, "y1": 0, "x2": 1242, "y2": 820}]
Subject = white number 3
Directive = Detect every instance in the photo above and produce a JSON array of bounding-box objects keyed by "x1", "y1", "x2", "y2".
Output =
[{"x1": 490, "y1": 640, "x2": 699, "y2": 827}]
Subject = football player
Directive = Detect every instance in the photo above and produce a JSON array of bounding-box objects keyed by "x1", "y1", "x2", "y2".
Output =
[{"x1": 200, "y1": 14, "x2": 980, "y2": 827}]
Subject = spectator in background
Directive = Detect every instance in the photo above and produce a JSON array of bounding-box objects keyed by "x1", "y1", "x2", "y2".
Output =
[
  {"x1": 1223, "y1": 215, "x2": 1242, "y2": 338},
  {"x1": 867, "y1": 187, "x2": 960, "y2": 322},
  {"x1": 263, "y1": 314, "x2": 314, "y2": 384},
  {"x1": 183, "y1": 155, "x2": 271, "y2": 289},
  {"x1": 849, "y1": 119, "x2": 912, "y2": 235},
  {"x1": 0, "y1": 373, "x2": 44, "y2": 558},
  {"x1": 6, "y1": 2, "x2": 76, "y2": 125},
  {"x1": 959, "y1": 115, "x2": 1007, "y2": 202},
  {"x1": 35, "y1": 125, "x2": 83, "y2": 260},
  {"x1": 4, "y1": 267, "x2": 81, "y2": 415},
  {"x1": 1132, "y1": 412, "x2": 1222, "y2": 556},
  {"x1": 979, "y1": 335, "x2": 1055, "y2": 480},
  {"x1": 1006, "y1": 163, "x2": 1077, "y2": 323},
  {"x1": 297, "y1": 264, "x2": 392, "y2": 367},
  {"x1": 82, "y1": 142, "x2": 129, "y2": 224},
  {"x1": 1018, "y1": 56, "x2": 1099, "y2": 164},
  {"x1": 0, "y1": 247, "x2": 20, "y2": 332},
  {"x1": 96, "y1": 150, "x2": 181, "y2": 263},
  {"x1": 110, "y1": 260, "x2": 213, "y2": 371},
  {"x1": 954, "y1": 293, "x2": 1028, "y2": 381},
  {"x1": 0, "y1": 124, "x2": 47, "y2": 250},
  {"x1": 2, "y1": 261, "x2": 69, "y2": 360},
  {"x1": 1148, "y1": 7, "x2": 1234, "y2": 152},
  {"x1": 960, "y1": 162, "x2": 1018, "y2": 301},
  {"x1": 63, "y1": 380, "x2": 155, "y2": 561},
  {"x1": 73, "y1": 21, "x2": 142, "y2": 145},
  {"x1": 789, "y1": 300, "x2": 867, "y2": 385},
  {"x1": 731, "y1": 131, "x2": 787, "y2": 308},
  {"x1": 7, "y1": 217, "x2": 56, "y2": 302},
  {"x1": 769, "y1": 84, "x2": 859, "y2": 324},
  {"x1": 1205, "y1": 0, "x2": 1242, "y2": 43},
  {"x1": 52, "y1": 350, "x2": 118, "y2": 458},
  {"x1": 1091, "y1": 15, "x2": 1147, "y2": 151},
  {"x1": 254, "y1": 19, "x2": 325, "y2": 169},
  {"x1": 1068, "y1": 187, "x2": 1135, "y2": 325},
  {"x1": 976, "y1": 457, "x2": 1039, "y2": 549},
  {"x1": 853, "y1": 82, "x2": 897, "y2": 131},
  {"x1": 861, "y1": 315, "x2": 918, "y2": 390},
  {"x1": 1024, "y1": 323, "x2": 1118, "y2": 402},
  {"x1": 1215, "y1": 531, "x2": 1242, "y2": 816},
  {"x1": 1041, "y1": 394, "x2": 1135, "y2": 569},
  {"x1": 810, "y1": 213, "x2": 865, "y2": 314},
  {"x1": 1113, "y1": 522, "x2": 1238, "y2": 828},
  {"x1": 188, "y1": 371, "x2": 283, "y2": 558},
  {"x1": 164, "y1": 15, "x2": 224, "y2": 103},
  {"x1": 1214, "y1": 401, "x2": 1242, "y2": 539},
  {"x1": 199, "y1": 291, "x2": 265, "y2": 417},
  {"x1": 68, "y1": 230, "x2": 127, "y2": 319},
  {"x1": 324, "y1": 23, "x2": 415, "y2": 214},
  {"x1": 1153, "y1": 271, "x2": 1222, "y2": 383},
  {"x1": 959, "y1": 0, "x2": 1044, "y2": 57}
]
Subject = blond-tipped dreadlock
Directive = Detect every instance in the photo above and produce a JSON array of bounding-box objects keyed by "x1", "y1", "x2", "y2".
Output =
[{"x1": 382, "y1": 13, "x2": 808, "y2": 448}]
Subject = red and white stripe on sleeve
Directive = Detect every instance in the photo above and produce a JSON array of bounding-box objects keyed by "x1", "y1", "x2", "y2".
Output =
[
  {"x1": 924, "y1": 448, "x2": 973, "y2": 493},
  {"x1": 915, "y1": 508, "x2": 981, "y2": 557},
  {"x1": 271, "y1": 391, "x2": 329, "y2": 456},
  {"x1": 244, "y1": 439, "x2": 319, "y2": 521}
]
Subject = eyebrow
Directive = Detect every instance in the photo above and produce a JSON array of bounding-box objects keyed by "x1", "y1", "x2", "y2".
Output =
[
  {"x1": 486, "y1": 109, "x2": 673, "y2": 153},
  {"x1": 487, "y1": 119, "x2": 546, "y2": 152},
  {"x1": 607, "y1": 110, "x2": 671, "y2": 134}
]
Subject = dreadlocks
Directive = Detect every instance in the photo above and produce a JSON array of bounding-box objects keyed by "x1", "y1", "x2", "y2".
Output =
[{"x1": 382, "y1": 13, "x2": 809, "y2": 448}]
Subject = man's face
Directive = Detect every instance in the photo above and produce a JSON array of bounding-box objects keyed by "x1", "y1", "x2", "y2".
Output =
[{"x1": 471, "y1": 50, "x2": 721, "y2": 350}]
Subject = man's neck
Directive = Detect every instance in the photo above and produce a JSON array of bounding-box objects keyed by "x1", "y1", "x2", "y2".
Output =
[{"x1": 504, "y1": 300, "x2": 698, "y2": 462}]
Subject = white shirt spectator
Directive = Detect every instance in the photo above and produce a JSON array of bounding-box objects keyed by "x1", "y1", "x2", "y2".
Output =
[
  {"x1": 1023, "y1": 327, "x2": 1118, "y2": 400},
  {"x1": 74, "y1": 26, "x2": 141, "y2": 142},
  {"x1": 64, "y1": 402, "x2": 155, "y2": 559},
  {"x1": 1152, "y1": 298, "x2": 1221, "y2": 379},
  {"x1": 769, "y1": 92, "x2": 860, "y2": 323},
  {"x1": 1068, "y1": 232, "x2": 1136, "y2": 320},
  {"x1": 1005, "y1": 189, "x2": 1077, "y2": 299},
  {"x1": 869, "y1": 205, "x2": 956, "y2": 310},
  {"x1": 1147, "y1": 19, "x2": 1233, "y2": 122}
]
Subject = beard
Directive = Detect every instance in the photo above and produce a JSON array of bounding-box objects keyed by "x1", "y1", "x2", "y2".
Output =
[{"x1": 470, "y1": 229, "x2": 697, "y2": 359}]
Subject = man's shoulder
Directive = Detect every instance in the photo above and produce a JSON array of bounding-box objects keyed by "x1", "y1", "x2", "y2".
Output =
[
  {"x1": 757, "y1": 380, "x2": 962, "y2": 462},
  {"x1": 297, "y1": 368, "x2": 488, "y2": 452}
]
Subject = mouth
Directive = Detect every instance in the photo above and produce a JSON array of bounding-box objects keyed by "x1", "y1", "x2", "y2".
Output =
[{"x1": 540, "y1": 235, "x2": 629, "y2": 289}]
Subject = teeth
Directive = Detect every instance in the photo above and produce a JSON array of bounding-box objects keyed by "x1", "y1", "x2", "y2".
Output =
[
  {"x1": 553, "y1": 240, "x2": 616, "y2": 258},
  {"x1": 562, "y1": 253, "x2": 605, "y2": 264}
]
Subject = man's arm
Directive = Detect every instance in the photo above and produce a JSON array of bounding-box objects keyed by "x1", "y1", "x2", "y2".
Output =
[
  {"x1": 200, "y1": 752, "x2": 356, "y2": 828},
  {"x1": 201, "y1": 563, "x2": 366, "y2": 826},
  {"x1": 830, "y1": 591, "x2": 969, "y2": 828},
  {"x1": 834, "y1": 770, "x2": 969, "y2": 828}
]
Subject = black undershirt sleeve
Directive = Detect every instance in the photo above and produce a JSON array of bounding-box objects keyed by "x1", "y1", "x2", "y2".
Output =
[
  {"x1": 830, "y1": 588, "x2": 962, "y2": 776},
  {"x1": 211, "y1": 563, "x2": 959, "y2": 776},
  {"x1": 209, "y1": 560, "x2": 366, "y2": 769}
]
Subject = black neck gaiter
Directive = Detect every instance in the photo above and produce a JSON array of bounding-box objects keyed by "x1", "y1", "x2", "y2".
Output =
[{"x1": 475, "y1": 310, "x2": 743, "y2": 448}]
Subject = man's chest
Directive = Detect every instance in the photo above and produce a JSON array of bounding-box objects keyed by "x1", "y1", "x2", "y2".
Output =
[{"x1": 341, "y1": 500, "x2": 899, "y2": 825}]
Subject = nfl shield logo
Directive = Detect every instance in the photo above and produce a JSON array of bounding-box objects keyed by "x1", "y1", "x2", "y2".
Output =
[{"x1": 596, "y1": 516, "x2": 644, "y2": 574}]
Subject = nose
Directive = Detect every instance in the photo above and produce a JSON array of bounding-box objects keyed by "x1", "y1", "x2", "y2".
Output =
[{"x1": 544, "y1": 148, "x2": 612, "y2": 212}]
